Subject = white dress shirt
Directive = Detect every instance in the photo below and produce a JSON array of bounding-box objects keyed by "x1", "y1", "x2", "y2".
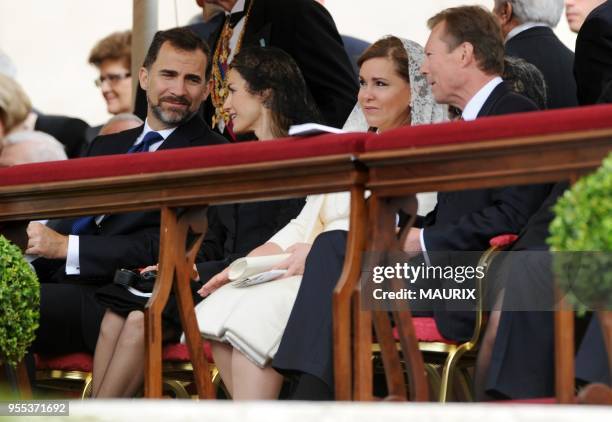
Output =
[
  {"x1": 461, "y1": 77, "x2": 504, "y2": 121},
  {"x1": 65, "y1": 120, "x2": 176, "y2": 275}
]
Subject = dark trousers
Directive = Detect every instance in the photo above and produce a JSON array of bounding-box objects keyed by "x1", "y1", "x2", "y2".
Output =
[
  {"x1": 576, "y1": 316, "x2": 611, "y2": 385},
  {"x1": 272, "y1": 230, "x2": 347, "y2": 389},
  {"x1": 32, "y1": 283, "x2": 106, "y2": 354},
  {"x1": 486, "y1": 248, "x2": 610, "y2": 398}
]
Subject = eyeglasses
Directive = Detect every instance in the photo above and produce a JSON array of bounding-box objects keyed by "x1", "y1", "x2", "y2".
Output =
[{"x1": 94, "y1": 72, "x2": 131, "y2": 87}]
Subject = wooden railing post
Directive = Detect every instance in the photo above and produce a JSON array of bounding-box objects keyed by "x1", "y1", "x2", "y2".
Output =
[{"x1": 333, "y1": 183, "x2": 368, "y2": 400}]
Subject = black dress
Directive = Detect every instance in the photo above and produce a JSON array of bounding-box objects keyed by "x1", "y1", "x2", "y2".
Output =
[
  {"x1": 272, "y1": 230, "x2": 347, "y2": 388},
  {"x1": 95, "y1": 198, "x2": 305, "y2": 341}
]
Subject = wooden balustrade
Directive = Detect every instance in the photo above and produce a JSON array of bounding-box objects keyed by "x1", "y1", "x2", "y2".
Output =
[{"x1": 1, "y1": 109, "x2": 611, "y2": 401}]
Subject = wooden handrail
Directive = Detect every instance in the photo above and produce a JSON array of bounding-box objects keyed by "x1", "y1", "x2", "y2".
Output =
[
  {"x1": 0, "y1": 151, "x2": 365, "y2": 398},
  {"x1": 344, "y1": 129, "x2": 612, "y2": 402},
  {"x1": 1, "y1": 120, "x2": 610, "y2": 400}
]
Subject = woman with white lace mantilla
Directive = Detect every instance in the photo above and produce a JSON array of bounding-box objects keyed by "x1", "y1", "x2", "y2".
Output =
[{"x1": 192, "y1": 36, "x2": 447, "y2": 400}]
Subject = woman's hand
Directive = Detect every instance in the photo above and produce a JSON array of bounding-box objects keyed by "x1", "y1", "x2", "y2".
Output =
[
  {"x1": 140, "y1": 264, "x2": 199, "y2": 280},
  {"x1": 274, "y1": 242, "x2": 312, "y2": 278},
  {"x1": 198, "y1": 266, "x2": 230, "y2": 297},
  {"x1": 140, "y1": 265, "x2": 158, "y2": 273}
]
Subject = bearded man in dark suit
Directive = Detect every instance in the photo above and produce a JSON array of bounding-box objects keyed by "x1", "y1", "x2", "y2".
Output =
[{"x1": 26, "y1": 27, "x2": 227, "y2": 355}]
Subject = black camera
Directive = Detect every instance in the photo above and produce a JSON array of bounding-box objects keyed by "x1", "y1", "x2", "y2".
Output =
[{"x1": 114, "y1": 268, "x2": 158, "y2": 293}]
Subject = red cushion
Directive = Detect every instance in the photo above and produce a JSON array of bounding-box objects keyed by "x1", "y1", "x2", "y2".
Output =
[
  {"x1": 162, "y1": 341, "x2": 213, "y2": 364},
  {"x1": 392, "y1": 317, "x2": 458, "y2": 345},
  {"x1": 35, "y1": 353, "x2": 93, "y2": 372},
  {"x1": 490, "y1": 234, "x2": 519, "y2": 248},
  {"x1": 365, "y1": 104, "x2": 612, "y2": 152},
  {"x1": 34, "y1": 342, "x2": 214, "y2": 373},
  {"x1": 0, "y1": 132, "x2": 366, "y2": 187}
]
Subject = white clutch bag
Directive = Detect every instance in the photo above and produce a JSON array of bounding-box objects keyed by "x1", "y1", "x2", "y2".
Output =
[{"x1": 228, "y1": 254, "x2": 290, "y2": 287}]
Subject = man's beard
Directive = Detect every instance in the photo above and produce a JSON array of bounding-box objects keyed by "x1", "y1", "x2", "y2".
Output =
[{"x1": 149, "y1": 95, "x2": 197, "y2": 126}]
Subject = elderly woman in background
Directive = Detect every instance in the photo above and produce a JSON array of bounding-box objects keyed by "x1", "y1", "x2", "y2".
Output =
[
  {"x1": 87, "y1": 30, "x2": 133, "y2": 142},
  {"x1": 0, "y1": 73, "x2": 32, "y2": 145}
]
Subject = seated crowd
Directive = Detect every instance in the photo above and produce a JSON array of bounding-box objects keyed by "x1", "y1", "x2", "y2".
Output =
[{"x1": 0, "y1": 0, "x2": 610, "y2": 402}]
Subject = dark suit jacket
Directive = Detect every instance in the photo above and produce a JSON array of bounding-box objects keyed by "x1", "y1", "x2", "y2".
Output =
[
  {"x1": 33, "y1": 115, "x2": 227, "y2": 284},
  {"x1": 207, "y1": 0, "x2": 357, "y2": 129},
  {"x1": 575, "y1": 0, "x2": 612, "y2": 105},
  {"x1": 34, "y1": 113, "x2": 90, "y2": 158},
  {"x1": 187, "y1": 13, "x2": 226, "y2": 46},
  {"x1": 423, "y1": 82, "x2": 550, "y2": 253},
  {"x1": 422, "y1": 82, "x2": 552, "y2": 340},
  {"x1": 505, "y1": 26, "x2": 578, "y2": 109},
  {"x1": 228, "y1": 0, "x2": 356, "y2": 127},
  {"x1": 341, "y1": 35, "x2": 370, "y2": 84},
  {"x1": 195, "y1": 199, "x2": 305, "y2": 282},
  {"x1": 83, "y1": 124, "x2": 103, "y2": 152}
]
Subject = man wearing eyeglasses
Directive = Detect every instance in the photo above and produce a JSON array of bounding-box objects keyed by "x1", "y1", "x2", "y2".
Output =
[{"x1": 86, "y1": 31, "x2": 134, "y2": 144}]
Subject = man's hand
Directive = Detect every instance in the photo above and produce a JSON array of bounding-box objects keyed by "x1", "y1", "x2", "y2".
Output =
[
  {"x1": 26, "y1": 222, "x2": 69, "y2": 259},
  {"x1": 402, "y1": 227, "x2": 423, "y2": 257},
  {"x1": 274, "y1": 242, "x2": 312, "y2": 278},
  {"x1": 198, "y1": 266, "x2": 230, "y2": 297}
]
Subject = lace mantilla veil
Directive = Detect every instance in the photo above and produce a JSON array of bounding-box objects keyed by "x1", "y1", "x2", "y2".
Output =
[{"x1": 342, "y1": 36, "x2": 447, "y2": 131}]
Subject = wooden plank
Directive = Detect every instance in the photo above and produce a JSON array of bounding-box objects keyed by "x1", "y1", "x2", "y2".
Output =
[
  {"x1": 333, "y1": 184, "x2": 368, "y2": 400},
  {"x1": 363, "y1": 132, "x2": 611, "y2": 195},
  {"x1": 0, "y1": 157, "x2": 361, "y2": 221},
  {"x1": 144, "y1": 207, "x2": 178, "y2": 398}
]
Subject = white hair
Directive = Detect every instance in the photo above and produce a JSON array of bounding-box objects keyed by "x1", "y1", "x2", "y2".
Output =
[
  {"x1": 3, "y1": 130, "x2": 67, "y2": 163},
  {"x1": 495, "y1": 0, "x2": 564, "y2": 27}
]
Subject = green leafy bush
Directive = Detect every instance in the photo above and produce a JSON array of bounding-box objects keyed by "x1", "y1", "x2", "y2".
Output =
[
  {"x1": 0, "y1": 235, "x2": 39, "y2": 367},
  {"x1": 548, "y1": 153, "x2": 612, "y2": 314}
]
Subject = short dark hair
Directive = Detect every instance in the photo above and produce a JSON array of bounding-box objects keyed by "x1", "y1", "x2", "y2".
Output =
[
  {"x1": 142, "y1": 28, "x2": 211, "y2": 80},
  {"x1": 357, "y1": 36, "x2": 410, "y2": 85},
  {"x1": 230, "y1": 47, "x2": 321, "y2": 138},
  {"x1": 427, "y1": 5, "x2": 505, "y2": 75}
]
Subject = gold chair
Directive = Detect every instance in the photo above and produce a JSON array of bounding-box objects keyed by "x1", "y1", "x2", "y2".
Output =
[
  {"x1": 416, "y1": 234, "x2": 518, "y2": 401},
  {"x1": 371, "y1": 234, "x2": 518, "y2": 402},
  {"x1": 35, "y1": 341, "x2": 224, "y2": 399}
]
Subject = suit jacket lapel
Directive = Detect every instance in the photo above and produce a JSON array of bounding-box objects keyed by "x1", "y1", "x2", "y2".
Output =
[
  {"x1": 477, "y1": 82, "x2": 508, "y2": 118},
  {"x1": 157, "y1": 115, "x2": 205, "y2": 151},
  {"x1": 89, "y1": 125, "x2": 144, "y2": 156}
]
